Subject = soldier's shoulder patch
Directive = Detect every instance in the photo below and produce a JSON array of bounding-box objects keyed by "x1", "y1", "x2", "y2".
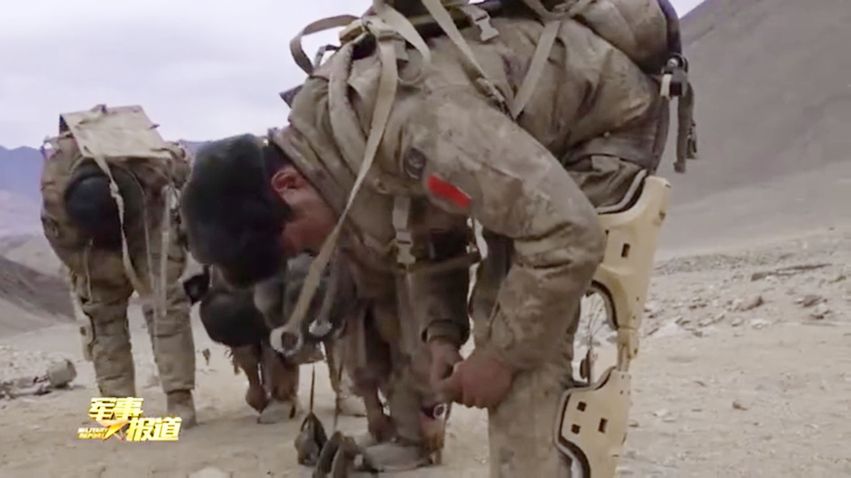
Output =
[
  {"x1": 426, "y1": 174, "x2": 471, "y2": 210},
  {"x1": 402, "y1": 148, "x2": 427, "y2": 180}
]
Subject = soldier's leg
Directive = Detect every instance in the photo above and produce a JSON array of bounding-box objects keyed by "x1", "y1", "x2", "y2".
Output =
[
  {"x1": 73, "y1": 273, "x2": 136, "y2": 397},
  {"x1": 470, "y1": 234, "x2": 576, "y2": 477},
  {"x1": 359, "y1": 299, "x2": 437, "y2": 471},
  {"x1": 141, "y1": 227, "x2": 196, "y2": 424},
  {"x1": 340, "y1": 305, "x2": 394, "y2": 444},
  {"x1": 257, "y1": 342, "x2": 300, "y2": 423},
  {"x1": 324, "y1": 336, "x2": 367, "y2": 417},
  {"x1": 229, "y1": 344, "x2": 268, "y2": 413}
]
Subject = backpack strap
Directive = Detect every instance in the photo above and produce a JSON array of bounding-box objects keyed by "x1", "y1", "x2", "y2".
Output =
[
  {"x1": 509, "y1": 0, "x2": 594, "y2": 119},
  {"x1": 510, "y1": 19, "x2": 561, "y2": 119},
  {"x1": 290, "y1": 14, "x2": 359, "y2": 75},
  {"x1": 273, "y1": 25, "x2": 401, "y2": 354},
  {"x1": 659, "y1": 54, "x2": 698, "y2": 173},
  {"x1": 418, "y1": 0, "x2": 509, "y2": 108}
]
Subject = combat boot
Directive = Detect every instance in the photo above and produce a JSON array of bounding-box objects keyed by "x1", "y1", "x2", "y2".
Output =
[
  {"x1": 336, "y1": 394, "x2": 367, "y2": 417},
  {"x1": 359, "y1": 440, "x2": 432, "y2": 472},
  {"x1": 166, "y1": 390, "x2": 197, "y2": 428}
]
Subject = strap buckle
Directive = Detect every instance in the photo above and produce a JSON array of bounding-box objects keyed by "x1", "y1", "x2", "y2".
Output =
[
  {"x1": 458, "y1": 5, "x2": 499, "y2": 42},
  {"x1": 659, "y1": 54, "x2": 689, "y2": 99},
  {"x1": 393, "y1": 196, "x2": 417, "y2": 267}
]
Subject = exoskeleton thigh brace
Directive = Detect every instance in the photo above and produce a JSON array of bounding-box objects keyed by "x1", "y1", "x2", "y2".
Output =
[{"x1": 556, "y1": 175, "x2": 671, "y2": 477}]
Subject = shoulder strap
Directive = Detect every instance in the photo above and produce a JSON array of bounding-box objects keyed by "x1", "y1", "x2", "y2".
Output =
[
  {"x1": 290, "y1": 14, "x2": 360, "y2": 75},
  {"x1": 510, "y1": 19, "x2": 561, "y2": 119},
  {"x1": 272, "y1": 28, "x2": 401, "y2": 354}
]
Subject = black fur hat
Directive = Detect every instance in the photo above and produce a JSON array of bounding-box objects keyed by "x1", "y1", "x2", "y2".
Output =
[{"x1": 180, "y1": 134, "x2": 289, "y2": 287}]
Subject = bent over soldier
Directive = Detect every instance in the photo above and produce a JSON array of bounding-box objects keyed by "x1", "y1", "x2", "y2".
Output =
[{"x1": 40, "y1": 105, "x2": 197, "y2": 426}]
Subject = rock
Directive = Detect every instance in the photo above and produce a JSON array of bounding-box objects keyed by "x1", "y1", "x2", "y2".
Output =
[
  {"x1": 730, "y1": 317, "x2": 745, "y2": 327},
  {"x1": 617, "y1": 465, "x2": 635, "y2": 476},
  {"x1": 688, "y1": 300, "x2": 708, "y2": 310},
  {"x1": 653, "y1": 409, "x2": 670, "y2": 418},
  {"x1": 653, "y1": 322, "x2": 686, "y2": 338},
  {"x1": 699, "y1": 312, "x2": 727, "y2": 327},
  {"x1": 628, "y1": 419, "x2": 640, "y2": 428},
  {"x1": 831, "y1": 274, "x2": 847, "y2": 283},
  {"x1": 188, "y1": 467, "x2": 232, "y2": 478},
  {"x1": 201, "y1": 349, "x2": 211, "y2": 366},
  {"x1": 644, "y1": 301, "x2": 660, "y2": 317},
  {"x1": 797, "y1": 294, "x2": 824, "y2": 308},
  {"x1": 750, "y1": 319, "x2": 770, "y2": 330},
  {"x1": 809, "y1": 303, "x2": 831, "y2": 320},
  {"x1": 46, "y1": 359, "x2": 76, "y2": 388},
  {"x1": 736, "y1": 295, "x2": 765, "y2": 312},
  {"x1": 732, "y1": 400, "x2": 749, "y2": 411}
]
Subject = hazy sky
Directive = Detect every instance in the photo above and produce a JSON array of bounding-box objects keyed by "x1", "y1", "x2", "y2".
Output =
[{"x1": 0, "y1": 0, "x2": 704, "y2": 147}]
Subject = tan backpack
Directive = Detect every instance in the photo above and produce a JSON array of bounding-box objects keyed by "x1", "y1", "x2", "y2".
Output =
[
  {"x1": 279, "y1": 0, "x2": 697, "y2": 351},
  {"x1": 289, "y1": 0, "x2": 695, "y2": 171},
  {"x1": 42, "y1": 104, "x2": 186, "y2": 299}
]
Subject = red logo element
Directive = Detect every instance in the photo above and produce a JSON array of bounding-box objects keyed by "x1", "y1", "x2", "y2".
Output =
[{"x1": 427, "y1": 175, "x2": 471, "y2": 210}]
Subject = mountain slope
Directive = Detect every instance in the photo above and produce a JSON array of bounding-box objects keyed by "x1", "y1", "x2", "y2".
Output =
[
  {"x1": 661, "y1": 0, "x2": 851, "y2": 202},
  {"x1": 0, "y1": 146, "x2": 42, "y2": 202}
]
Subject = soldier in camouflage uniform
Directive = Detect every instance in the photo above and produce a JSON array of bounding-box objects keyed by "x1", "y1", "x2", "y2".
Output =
[
  {"x1": 40, "y1": 105, "x2": 197, "y2": 427},
  {"x1": 199, "y1": 256, "x2": 366, "y2": 423},
  {"x1": 182, "y1": 4, "x2": 680, "y2": 475}
]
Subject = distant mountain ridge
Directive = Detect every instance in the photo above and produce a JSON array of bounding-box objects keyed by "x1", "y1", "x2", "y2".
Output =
[
  {"x1": 0, "y1": 145, "x2": 42, "y2": 202},
  {"x1": 0, "y1": 140, "x2": 210, "y2": 203}
]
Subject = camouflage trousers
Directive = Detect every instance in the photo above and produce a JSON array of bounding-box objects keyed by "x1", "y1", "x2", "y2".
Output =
[
  {"x1": 71, "y1": 226, "x2": 195, "y2": 397},
  {"x1": 341, "y1": 296, "x2": 440, "y2": 449},
  {"x1": 471, "y1": 155, "x2": 642, "y2": 477},
  {"x1": 230, "y1": 336, "x2": 360, "y2": 406}
]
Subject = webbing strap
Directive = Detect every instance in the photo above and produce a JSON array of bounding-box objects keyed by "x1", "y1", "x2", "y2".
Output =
[
  {"x1": 87, "y1": 155, "x2": 149, "y2": 297},
  {"x1": 372, "y1": 0, "x2": 432, "y2": 73},
  {"x1": 510, "y1": 20, "x2": 560, "y2": 119},
  {"x1": 419, "y1": 0, "x2": 508, "y2": 107},
  {"x1": 274, "y1": 35, "x2": 400, "y2": 352},
  {"x1": 392, "y1": 196, "x2": 415, "y2": 266},
  {"x1": 154, "y1": 184, "x2": 177, "y2": 346},
  {"x1": 675, "y1": 82, "x2": 697, "y2": 173},
  {"x1": 290, "y1": 14, "x2": 359, "y2": 75}
]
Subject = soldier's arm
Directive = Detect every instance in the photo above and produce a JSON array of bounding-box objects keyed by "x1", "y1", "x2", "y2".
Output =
[{"x1": 400, "y1": 91, "x2": 605, "y2": 371}]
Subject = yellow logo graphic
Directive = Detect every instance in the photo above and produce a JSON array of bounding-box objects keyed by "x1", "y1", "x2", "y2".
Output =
[{"x1": 77, "y1": 397, "x2": 182, "y2": 442}]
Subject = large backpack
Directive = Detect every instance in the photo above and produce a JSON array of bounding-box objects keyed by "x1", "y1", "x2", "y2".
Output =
[
  {"x1": 288, "y1": 0, "x2": 696, "y2": 172},
  {"x1": 41, "y1": 104, "x2": 187, "y2": 296},
  {"x1": 278, "y1": 0, "x2": 697, "y2": 351}
]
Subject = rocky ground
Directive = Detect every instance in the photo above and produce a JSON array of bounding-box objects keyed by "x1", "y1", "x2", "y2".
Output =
[{"x1": 0, "y1": 226, "x2": 849, "y2": 477}]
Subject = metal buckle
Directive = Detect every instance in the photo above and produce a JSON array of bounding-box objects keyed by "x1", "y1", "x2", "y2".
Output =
[{"x1": 458, "y1": 5, "x2": 499, "y2": 42}]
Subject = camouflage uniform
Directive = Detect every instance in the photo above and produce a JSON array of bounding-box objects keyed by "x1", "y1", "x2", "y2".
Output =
[
  {"x1": 40, "y1": 109, "x2": 196, "y2": 404},
  {"x1": 207, "y1": 258, "x2": 364, "y2": 421},
  {"x1": 275, "y1": 12, "x2": 668, "y2": 475}
]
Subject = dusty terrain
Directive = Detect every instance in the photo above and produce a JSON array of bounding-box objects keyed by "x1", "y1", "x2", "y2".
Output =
[
  {"x1": 1, "y1": 220, "x2": 849, "y2": 478},
  {"x1": 2, "y1": 0, "x2": 851, "y2": 476}
]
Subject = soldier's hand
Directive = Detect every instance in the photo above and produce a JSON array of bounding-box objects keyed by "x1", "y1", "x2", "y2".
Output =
[
  {"x1": 428, "y1": 339, "x2": 462, "y2": 396},
  {"x1": 437, "y1": 349, "x2": 513, "y2": 409}
]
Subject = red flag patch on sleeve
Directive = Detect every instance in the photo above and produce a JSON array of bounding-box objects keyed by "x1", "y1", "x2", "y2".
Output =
[{"x1": 427, "y1": 174, "x2": 472, "y2": 210}]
